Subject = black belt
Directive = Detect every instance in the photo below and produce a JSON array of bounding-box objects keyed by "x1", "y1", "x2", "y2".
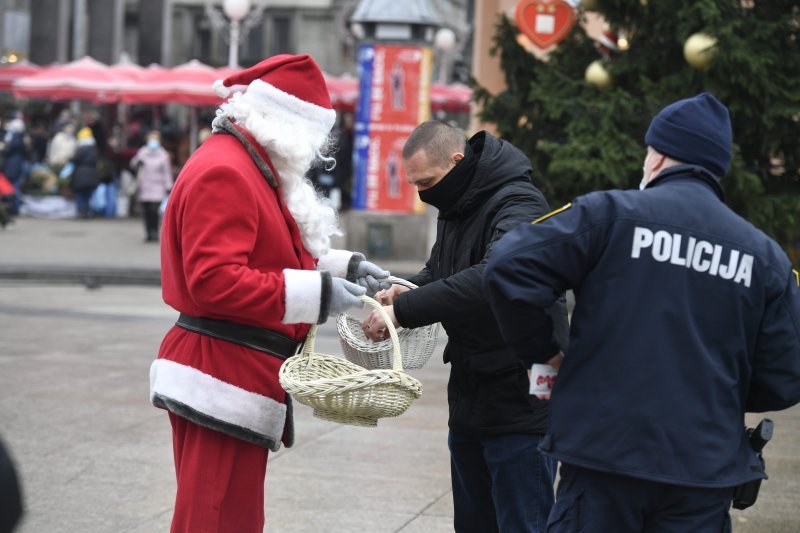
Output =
[{"x1": 176, "y1": 313, "x2": 303, "y2": 360}]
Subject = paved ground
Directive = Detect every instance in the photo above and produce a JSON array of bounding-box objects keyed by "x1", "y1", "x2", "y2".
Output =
[{"x1": 1, "y1": 215, "x2": 799, "y2": 532}]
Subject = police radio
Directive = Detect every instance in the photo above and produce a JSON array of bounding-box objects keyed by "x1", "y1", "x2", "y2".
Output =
[{"x1": 732, "y1": 418, "x2": 773, "y2": 510}]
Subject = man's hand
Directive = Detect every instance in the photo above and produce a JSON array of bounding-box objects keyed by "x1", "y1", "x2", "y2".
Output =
[
  {"x1": 547, "y1": 351, "x2": 565, "y2": 370},
  {"x1": 361, "y1": 306, "x2": 399, "y2": 341},
  {"x1": 374, "y1": 284, "x2": 411, "y2": 305}
]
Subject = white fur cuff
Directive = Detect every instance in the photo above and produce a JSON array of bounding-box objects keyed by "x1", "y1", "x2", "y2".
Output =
[
  {"x1": 316, "y1": 248, "x2": 354, "y2": 278},
  {"x1": 282, "y1": 269, "x2": 323, "y2": 324}
]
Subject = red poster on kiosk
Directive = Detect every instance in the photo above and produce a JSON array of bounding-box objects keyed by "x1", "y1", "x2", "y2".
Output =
[{"x1": 362, "y1": 45, "x2": 431, "y2": 213}]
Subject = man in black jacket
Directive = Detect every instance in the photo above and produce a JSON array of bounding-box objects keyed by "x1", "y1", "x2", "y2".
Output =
[{"x1": 363, "y1": 120, "x2": 568, "y2": 533}]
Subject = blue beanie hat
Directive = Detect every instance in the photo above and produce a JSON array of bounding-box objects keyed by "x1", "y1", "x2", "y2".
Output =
[{"x1": 644, "y1": 92, "x2": 733, "y2": 177}]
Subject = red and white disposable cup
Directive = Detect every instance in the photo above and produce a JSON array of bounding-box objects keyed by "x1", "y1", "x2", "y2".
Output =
[{"x1": 530, "y1": 364, "x2": 558, "y2": 396}]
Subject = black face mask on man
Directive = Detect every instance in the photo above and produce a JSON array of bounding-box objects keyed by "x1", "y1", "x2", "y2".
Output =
[{"x1": 418, "y1": 142, "x2": 476, "y2": 212}]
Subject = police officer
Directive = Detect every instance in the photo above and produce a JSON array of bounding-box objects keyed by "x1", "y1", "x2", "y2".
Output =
[{"x1": 482, "y1": 93, "x2": 800, "y2": 532}]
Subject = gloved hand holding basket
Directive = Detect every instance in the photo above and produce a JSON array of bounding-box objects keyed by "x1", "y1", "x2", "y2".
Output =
[
  {"x1": 279, "y1": 294, "x2": 422, "y2": 427},
  {"x1": 337, "y1": 276, "x2": 439, "y2": 370}
]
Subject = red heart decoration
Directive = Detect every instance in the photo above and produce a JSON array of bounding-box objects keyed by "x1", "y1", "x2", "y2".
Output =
[{"x1": 515, "y1": 0, "x2": 576, "y2": 49}]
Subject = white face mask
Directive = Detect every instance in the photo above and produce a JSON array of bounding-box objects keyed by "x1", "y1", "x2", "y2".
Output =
[{"x1": 639, "y1": 151, "x2": 652, "y2": 190}]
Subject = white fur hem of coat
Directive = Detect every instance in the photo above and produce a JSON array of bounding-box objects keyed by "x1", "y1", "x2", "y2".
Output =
[{"x1": 149, "y1": 358, "x2": 288, "y2": 451}]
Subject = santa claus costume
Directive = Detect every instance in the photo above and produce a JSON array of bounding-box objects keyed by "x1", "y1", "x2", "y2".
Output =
[{"x1": 149, "y1": 55, "x2": 369, "y2": 533}]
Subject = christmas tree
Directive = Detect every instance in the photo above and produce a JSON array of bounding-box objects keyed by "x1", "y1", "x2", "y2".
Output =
[{"x1": 473, "y1": 0, "x2": 799, "y2": 256}]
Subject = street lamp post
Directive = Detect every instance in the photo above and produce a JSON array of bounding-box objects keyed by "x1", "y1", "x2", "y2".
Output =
[
  {"x1": 223, "y1": 0, "x2": 251, "y2": 69},
  {"x1": 434, "y1": 27, "x2": 456, "y2": 84}
]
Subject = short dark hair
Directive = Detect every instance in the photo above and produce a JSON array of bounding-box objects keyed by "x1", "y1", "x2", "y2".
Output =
[{"x1": 402, "y1": 120, "x2": 466, "y2": 168}]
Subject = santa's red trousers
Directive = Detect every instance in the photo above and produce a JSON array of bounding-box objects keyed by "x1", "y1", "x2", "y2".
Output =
[{"x1": 169, "y1": 413, "x2": 269, "y2": 533}]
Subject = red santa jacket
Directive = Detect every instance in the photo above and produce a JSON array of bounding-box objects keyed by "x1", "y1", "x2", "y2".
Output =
[{"x1": 150, "y1": 127, "x2": 321, "y2": 451}]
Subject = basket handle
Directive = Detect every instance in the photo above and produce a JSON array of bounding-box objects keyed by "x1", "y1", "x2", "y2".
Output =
[
  {"x1": 385, "y1": 276, "x2": 418, "y2": 290},
  {"x1": 300, "y1": 324, "x2": 319, "y2": 368},
  {"x1": 300, "y1": 295, "x2": 403, "y2": 372},
  {"x1": 357, "y1": 294, "x2": 404, "y2": 372}
]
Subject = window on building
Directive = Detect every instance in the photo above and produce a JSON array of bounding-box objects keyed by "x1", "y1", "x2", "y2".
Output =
[
  {"x1": 271, "y1": 16, "x2": 292, "y2": 55},
  {"x1": 240, "y1": 23, "x2": 263, "y2": 66}
]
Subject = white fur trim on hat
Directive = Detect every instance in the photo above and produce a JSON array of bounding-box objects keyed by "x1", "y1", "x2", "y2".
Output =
[
  {"x1": 149, "y1": 358, "x2": 286, "y2": 441},
  {"x1": 241, "y1": 79, "x2": 336, "y2": 137},
  {"x1": 282, "y1": 268, "x2": 323, "y2": 324},
  {"x1": 213, "y1": 79, "x2": 231, "y2": 98},
  {"x1": 316, "y1": 248, "x2": 354, "y2": 278}
]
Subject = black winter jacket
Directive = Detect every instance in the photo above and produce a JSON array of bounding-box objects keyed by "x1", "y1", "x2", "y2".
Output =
[
  {"x1": 70, "y1": 143, "x2": 100, "y2": 192},
  {"x1": 394, "y1": 131, "x2": 569, "y2": 436}
]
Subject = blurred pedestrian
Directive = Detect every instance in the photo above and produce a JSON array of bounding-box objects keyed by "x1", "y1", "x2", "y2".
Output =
[
  {"x1": 333, "y1": 112, "x2": 354, "y2": 210},
  {"x1": 131, "y1": 131, "x2": 172, "y2": 242},
  {"x1": 0, "y1": 435, "x2": 23, "y2": 533},
  {"x1": 46, "y1": 121, "x2": 77, "y2": 176},
  {"x1": 69, "y1": 127, "x2": 100, "y2": 219},
  {"x1": 1, "y1": 118, "x2": 29, "y2": 215}
]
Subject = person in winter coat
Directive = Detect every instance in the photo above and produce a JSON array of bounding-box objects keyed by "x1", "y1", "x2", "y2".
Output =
[
  {"x1": 1, "y1": 118, "x2": 29, "y2": 215},
  {"x1": 149, "y1": 54, "x2": 391, "y2": 533},
  {"x1": 131, "y1": 130, "x2": 173, "y2": 242},
  {"x1": 483, "y1": 93, "x2": 800, "y2": 532},
  {"x1": 362, "y1": 120, "x2": 569, "y2": 533},
  {"x1": 69, "y1": 127, "x2": 100, "y2": 218},
  {"x1": 46, "y1": 121, "x2": 77, "y2": 176},
  {"x1": 0, "y1": 435, "x2": 23, "y2": 533}
]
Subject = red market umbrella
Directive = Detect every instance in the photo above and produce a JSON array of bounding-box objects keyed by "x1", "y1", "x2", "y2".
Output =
[
  {"x1": 0, "y1": 60, "x2": 40, "y2": 91},
  {"x1": 120, "y1": 59, "x2": 224, "y2": 106},
  {"x1": 118, "y1": 60, "x2": 230, "y2": 152},
  {"x1": 12, "y1": 56, "x2": 137, "y2": 103},
  {"x1": 430, "y1": 82, "x2": 472, "y2": 113},
  {"x1": 109, "y1": 57, "x2": 147, "y2": 82},
  {"x1": 315, "y1": 74, "x2": 472, "y2": 114},
  {"x1": 324, "y1": 73, "x2": 359, "y2": 111}
]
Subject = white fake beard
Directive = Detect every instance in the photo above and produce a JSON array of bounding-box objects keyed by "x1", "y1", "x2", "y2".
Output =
[{"x1": 213, "y1": 95, "x2": 342, "y2": 259}]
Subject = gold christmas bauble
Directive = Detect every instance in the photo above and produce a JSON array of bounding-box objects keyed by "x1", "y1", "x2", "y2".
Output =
[
  {"x1": 585, "y1": 60, "x2": 612, "y2": 89},
  {"x1": 684, "y1": 32, "x2": 718, "y2": 69},
  {"x1": 581, "y1": 0, "x2": 599, "y2": 10}
]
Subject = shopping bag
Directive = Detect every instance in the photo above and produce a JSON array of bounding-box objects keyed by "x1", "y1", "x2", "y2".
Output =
[
  {"x1": 59, "y1": 162, "x2": 75, "y2": 180},
  {"x1": 0, "y1": 172, "x2": 14, "y2": 196}
]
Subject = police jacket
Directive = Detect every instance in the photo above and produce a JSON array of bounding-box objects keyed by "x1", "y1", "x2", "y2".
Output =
[
  {"x1": 394, "y1": 131, "x2": 569, "y2": 437},
  {"x1": 484, "y1": 165, "x2": 800, "y2": 487}
]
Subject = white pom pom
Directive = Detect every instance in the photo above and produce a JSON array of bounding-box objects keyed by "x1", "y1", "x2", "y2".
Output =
[{"x1": 213, "y1": 79, "x2": 231, "y2": 98}]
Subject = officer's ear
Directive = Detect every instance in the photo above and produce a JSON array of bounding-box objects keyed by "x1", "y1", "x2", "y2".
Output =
[{"x1": 650, "y1": 151, "x2": 667, "y2": 173}]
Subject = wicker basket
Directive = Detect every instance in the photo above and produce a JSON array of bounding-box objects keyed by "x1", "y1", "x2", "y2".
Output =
[
  {"x1": 279, "y1": 295, "x2": 423, "y2": 427},
  {"x1": 337, "y1": 277, "x2": 439, "y2": 370}
]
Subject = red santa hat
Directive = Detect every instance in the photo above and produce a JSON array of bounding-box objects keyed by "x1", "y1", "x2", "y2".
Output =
[{"x1": 213, "y1": 54, "x2": 336, "y2": 138}]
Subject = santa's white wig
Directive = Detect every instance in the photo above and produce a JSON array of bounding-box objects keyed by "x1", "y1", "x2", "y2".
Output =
[{"x1": 212, "y1": 88, "x2": 341, "y2": 258}]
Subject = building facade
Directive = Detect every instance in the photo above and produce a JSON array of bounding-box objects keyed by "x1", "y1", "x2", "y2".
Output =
[{"x1": 1, "y1": 0, "x2": 470, "y2": 80}]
